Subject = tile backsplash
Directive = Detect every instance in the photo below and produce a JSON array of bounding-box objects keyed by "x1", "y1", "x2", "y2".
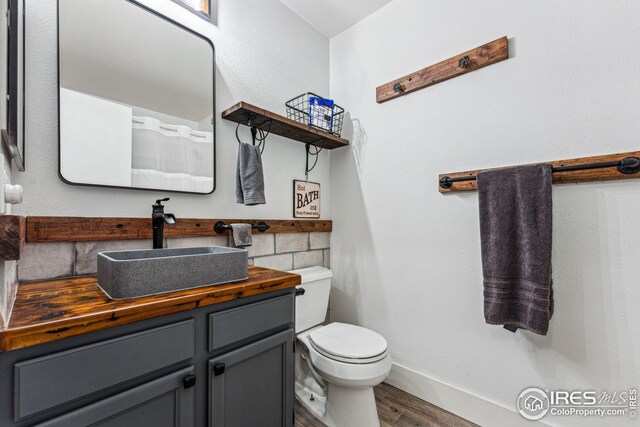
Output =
[{"x1": 18, "y1": 231, "x2": 331, "y2": 282}]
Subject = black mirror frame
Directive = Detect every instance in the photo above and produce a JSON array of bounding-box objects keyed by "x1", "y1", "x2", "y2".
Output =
[
  {"x1": 56, "y1": 0, "x2": 217, "y2": 195},
  {"x1": 3, "y1": 0, "x2": 26, "y2": 171},
  {"x1": 170, "y1": 0, "x2": 213, "y2": 22}
]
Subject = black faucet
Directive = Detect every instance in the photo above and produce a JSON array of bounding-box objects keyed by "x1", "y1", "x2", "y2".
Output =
[{"x1": 152, "y1": 198, "x2": 176, "y2": 249}]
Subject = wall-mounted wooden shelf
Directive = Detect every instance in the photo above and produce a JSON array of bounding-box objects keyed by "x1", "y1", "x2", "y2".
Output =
[{"x1": 221, "y1": 102, "x2": 349, "y2": 150}]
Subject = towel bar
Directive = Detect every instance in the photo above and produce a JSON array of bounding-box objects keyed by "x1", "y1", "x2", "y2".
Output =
[
  {"x1": 439, "y1": 153, "x2": 640, "y2": 192},
  {"x1": 214, "y1": 221, "x2": 270, "y2": 234}
]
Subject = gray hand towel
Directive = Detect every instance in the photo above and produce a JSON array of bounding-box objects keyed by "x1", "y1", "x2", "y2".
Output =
[
  {"x1": 236, "y1": 142, "x2": 266, "y2": 206},
  {"x1": 229, "y1": 223, "x2": 253, "y2": 247},
  {"x1": 477, "y1": 164, "x2": 553, "y2": 335}
]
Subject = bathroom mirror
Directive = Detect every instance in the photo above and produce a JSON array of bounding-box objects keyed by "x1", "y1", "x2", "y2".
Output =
[
  {"x1": 58, "y1": 0, "x2": 216, "y2": 194},
  {"x1": 2, "y1": 0, "x2": 26, "y2": 171}
]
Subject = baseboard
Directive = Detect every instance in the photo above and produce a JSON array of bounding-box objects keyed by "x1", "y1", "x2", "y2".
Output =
[{"x1": 386, "y1": 362, "x2": 552, "y2": 427}]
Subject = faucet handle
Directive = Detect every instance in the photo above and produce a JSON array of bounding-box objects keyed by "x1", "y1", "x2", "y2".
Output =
[{"x1": 154, "y1": 197, "x2": 170, "y2": 206}]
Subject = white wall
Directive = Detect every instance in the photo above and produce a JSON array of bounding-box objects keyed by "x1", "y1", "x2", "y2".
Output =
[
  {"x1": 330, "y1": 1, "x2": 640, "y2": 426},
  {"x1": 14, "y1": 0, "x2": 331, "y2": 219}
]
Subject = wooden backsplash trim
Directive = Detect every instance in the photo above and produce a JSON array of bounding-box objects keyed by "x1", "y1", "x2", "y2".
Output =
[
  {"x1": 0, "y1": 215, "x2": 26, "y2": 260},
  {"x1": 26, "y1": 217, "x2": 332, "y2": 243}
]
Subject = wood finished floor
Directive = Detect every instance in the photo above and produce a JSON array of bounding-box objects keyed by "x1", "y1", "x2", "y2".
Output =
[{"x1": 295, "y1": 382, "x2": 479, "y2": 427}]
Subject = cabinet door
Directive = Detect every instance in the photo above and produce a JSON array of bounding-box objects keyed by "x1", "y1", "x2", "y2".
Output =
[
  {"x1": 209, "y1": 329, "x2": 294, "y2": 427},
  {"x1": 36, "y1": 367, "x2": 195, "y2": 427},
  {"x1": 15, "y1": 320, "x2": 194, "y2": 420}
]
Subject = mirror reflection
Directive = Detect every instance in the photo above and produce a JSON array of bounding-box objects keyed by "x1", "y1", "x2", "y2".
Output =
[{"x1": 58, "y1": 0, "x2": 215, "y2": 194}]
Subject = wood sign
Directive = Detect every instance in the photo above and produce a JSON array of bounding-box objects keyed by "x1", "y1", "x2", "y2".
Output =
[{"x1": 293, "y1": 180, "x2": 320, "y2": 219}]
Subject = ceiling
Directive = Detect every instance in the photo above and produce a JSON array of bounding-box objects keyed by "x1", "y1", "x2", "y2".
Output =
[{"x1": 279, "y1": 0, "x2": 393, "y2": 38}]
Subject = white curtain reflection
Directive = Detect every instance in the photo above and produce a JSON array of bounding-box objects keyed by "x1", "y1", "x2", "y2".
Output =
[{"x1": 131, "y1": 116, "x2": 213, "y2": 193}]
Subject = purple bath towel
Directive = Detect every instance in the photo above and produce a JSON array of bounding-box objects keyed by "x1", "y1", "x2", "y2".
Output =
[{"x1": 477, "y1": 164, "x2": 553, "y2": 335}]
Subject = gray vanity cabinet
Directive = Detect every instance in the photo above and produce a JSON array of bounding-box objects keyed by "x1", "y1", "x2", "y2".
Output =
[
  {"x1": 0, "y1": 289, "x2": 296, "y2": 427},
  {"x1": 209, "y1": 329, "x2": 294, "y2": 427},
  {"x1": 35, "y1": 367, "x2": 196, "y2": 427}
]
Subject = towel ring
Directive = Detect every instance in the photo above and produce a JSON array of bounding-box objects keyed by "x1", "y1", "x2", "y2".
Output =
[{"x1": 235, "y1": 114, "x2": 273, "y2": 155}]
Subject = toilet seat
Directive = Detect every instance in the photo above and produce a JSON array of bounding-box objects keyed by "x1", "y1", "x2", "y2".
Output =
[
  {"x1": 309, "y1": 323, "x2": 388, "y2": 364},
  {"x1": 297, "y1": 326, "x2": 392, "y2": 389}
]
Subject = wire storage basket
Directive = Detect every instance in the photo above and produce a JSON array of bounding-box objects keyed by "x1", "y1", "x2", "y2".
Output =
[{"x1": 286, "y1": 92, "x2": 344, "y2": 137}]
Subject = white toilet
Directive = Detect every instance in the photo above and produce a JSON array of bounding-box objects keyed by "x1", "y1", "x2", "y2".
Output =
[{"x1": 290, "y1": 266, "x2": 391, "y2": 427}]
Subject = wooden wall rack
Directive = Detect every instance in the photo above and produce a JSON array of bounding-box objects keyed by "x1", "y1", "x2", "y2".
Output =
[
  {"x1": 376, "y1": 36, "x2": 509, "y2": 104},
  {"x1": 438, "y1": 151, "x2": 640, "y2": 193},
  {"x1": 26, "y1": 217, "x2": 332, "y2": 243},
  {"x1": 0, "y1": 215, "x2": 25, "y2": 260},
  {"x1": 221, "y1": 102, "x2": 349, "y2": 149}
]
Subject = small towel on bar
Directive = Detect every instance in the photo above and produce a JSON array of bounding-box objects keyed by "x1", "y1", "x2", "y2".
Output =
[
  {"x1": 477, "y1": 164, "x2": 553, "y2": 335},
  {"x1": 236, "y1": 142, "x2": 266, "y2": 206},
  {"x1": 229, "y1": 223, "x2": 253, "y2": 247}
]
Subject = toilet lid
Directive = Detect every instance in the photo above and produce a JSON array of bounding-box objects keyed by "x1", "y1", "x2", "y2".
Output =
[{"x1": 309, "y1": 323, "x2": 388, "y2": 361}]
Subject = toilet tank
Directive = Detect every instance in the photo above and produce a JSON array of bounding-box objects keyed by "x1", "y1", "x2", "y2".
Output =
[{"x1": 289, "y1": 266, "x2": 332, "y2": 333}]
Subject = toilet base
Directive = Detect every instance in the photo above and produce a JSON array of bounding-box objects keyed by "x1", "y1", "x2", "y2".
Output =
[
  {"x1": 326, "y1": 383, "x2": 380, "y2": 427},
  {"x1": 296, "y1": 382, "x2": 380, "y2": 427},
  {"x1": 296, "y1": 381, "x2": 328, "y2": 422}
]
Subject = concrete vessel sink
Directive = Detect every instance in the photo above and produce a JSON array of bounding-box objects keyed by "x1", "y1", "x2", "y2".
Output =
[{"x1": 97, "y1": 246, "x2": 248, "y2": 300}]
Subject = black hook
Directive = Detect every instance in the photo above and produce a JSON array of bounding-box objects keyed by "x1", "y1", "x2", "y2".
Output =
[
  {"x1": 250, "y1": 126, "x2": 257, "y2": 146},
  {"x1": 458, "y1": 56, "x2": 471, "y2": 69},
  {"x1": 305, "y1": 143, "x2": 311, "y2": 174},
  {"x1": 393, "y1": 82, "x2": 405, "y2": 93}
]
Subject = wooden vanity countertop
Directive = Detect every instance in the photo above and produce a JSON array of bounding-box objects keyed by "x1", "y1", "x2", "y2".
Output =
[{"x1": 0, "y1": 266, "x2": 301, "y2": 352}]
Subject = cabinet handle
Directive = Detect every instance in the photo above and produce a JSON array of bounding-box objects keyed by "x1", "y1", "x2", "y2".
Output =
[
  {"x1": 213, "y1": 362, "x2": 226, "y2": 376},
  {"x1": 183, "y1": 374, "x2": 196, "y2": 389},
  {"x1": 295, "y1": 287, "x2": 306, "y2": 297}
]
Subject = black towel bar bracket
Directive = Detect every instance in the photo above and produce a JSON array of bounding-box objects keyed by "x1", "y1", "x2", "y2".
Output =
[
  {"x1": 439, "y1": 156, "x2": 640, "y2": 190},
  {"x1": 214, "y1": 221, "x2": 270, "y2": 234}
]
